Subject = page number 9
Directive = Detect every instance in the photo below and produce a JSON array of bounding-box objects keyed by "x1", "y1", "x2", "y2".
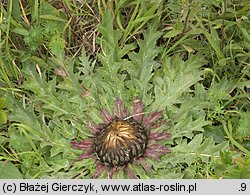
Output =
[{"x1": 240, "y1": 183, "x2": 246, "y2": 191}]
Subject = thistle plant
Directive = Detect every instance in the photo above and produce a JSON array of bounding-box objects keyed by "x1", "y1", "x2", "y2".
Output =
[{"x1": 0, "y1": 1, "x2": 249, "y2": 179}]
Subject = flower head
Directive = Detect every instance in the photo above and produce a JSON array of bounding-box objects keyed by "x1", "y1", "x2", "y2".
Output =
[{"x1": 71, "y1": 97, "x2": 171, "y2": 178}]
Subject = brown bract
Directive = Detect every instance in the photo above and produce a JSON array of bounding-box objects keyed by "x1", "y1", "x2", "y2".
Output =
[{"x1": 94, "y1": 118, "x2": 148, "y2": 167}]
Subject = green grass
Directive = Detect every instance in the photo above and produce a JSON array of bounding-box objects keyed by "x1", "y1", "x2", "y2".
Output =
[{"x1": 0, "y1": 0, "x2": 249, "y2": 179}]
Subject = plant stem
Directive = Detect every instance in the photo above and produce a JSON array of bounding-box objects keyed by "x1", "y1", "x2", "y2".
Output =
[{"x1": 223, "y1": 122, "x2": 250, "y2": 157}]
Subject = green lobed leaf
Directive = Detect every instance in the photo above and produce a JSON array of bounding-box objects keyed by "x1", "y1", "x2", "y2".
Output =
[
  {"x1": 0, "y1": 162, "x2": 23, "y2": 179},
  {"x1": 167, "y1": 134, "x2": 229, "y2": 166}
]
